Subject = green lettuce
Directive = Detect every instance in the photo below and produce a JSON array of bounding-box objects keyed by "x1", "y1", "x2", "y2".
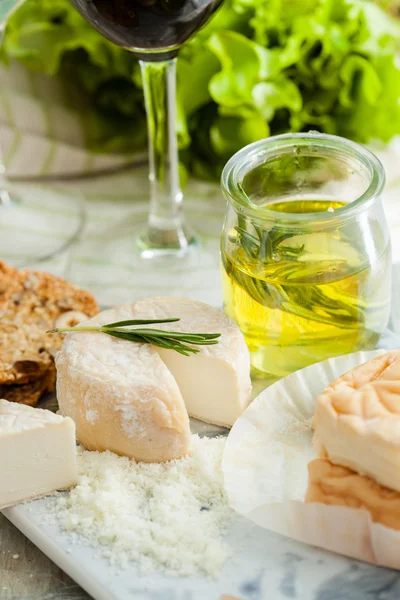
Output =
[
  {"x1": 2, "y1": 0, "x2": 400, "y2": 178},
  {"x1": 2, "y1": 0, "x2": 146, "y2": 152},
  {"x1": 180, "y1": 0, "x2": 400, "y2": 176}
]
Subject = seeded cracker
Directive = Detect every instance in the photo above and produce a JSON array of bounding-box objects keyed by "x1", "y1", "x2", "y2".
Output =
[
  {"x1": 1, "y1": 368, "x2": 57, "y2": 407},
  {"x1": 0, "y1": 261, "x2": 98, "y2": 405}
]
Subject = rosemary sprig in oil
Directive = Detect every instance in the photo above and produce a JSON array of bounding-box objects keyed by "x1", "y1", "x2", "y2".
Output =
[{"x1": 228, "y1": 217, "x2": 366, "y2": 329}]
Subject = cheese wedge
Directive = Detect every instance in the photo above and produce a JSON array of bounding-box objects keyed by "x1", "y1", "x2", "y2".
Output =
[
  {"x1": 56, "y1": 297, "x2": 252, "y2": 462},
  {"x1": 306, "y1": 458, "x2": 400, "y2": 531},
  {"x1": 313, "y1": 350, "x2": 400, "y2": 492},
  {"x1": 0, "y1": 399, "x2": 78, "y2": 509}
]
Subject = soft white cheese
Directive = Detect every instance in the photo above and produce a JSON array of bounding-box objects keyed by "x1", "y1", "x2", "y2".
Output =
[
  {"x1": 56, "y1": 297, "x2": 252, "y2": 462},
  {"x1": 0, "y1": 400, "x2": 78, "y2": 509}
]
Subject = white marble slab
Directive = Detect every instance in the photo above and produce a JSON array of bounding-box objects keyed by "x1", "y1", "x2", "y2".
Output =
[{"x1": 4, "y1": 495, "x2": 400, "y2": 600}]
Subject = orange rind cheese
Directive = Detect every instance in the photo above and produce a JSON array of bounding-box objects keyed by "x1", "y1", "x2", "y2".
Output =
[
  {"x1": 314, "y1": 350, "x2": 400, "y2": 492},
  {"x1": 306, "y1": 458, "x2": 400, "y2": 531}
]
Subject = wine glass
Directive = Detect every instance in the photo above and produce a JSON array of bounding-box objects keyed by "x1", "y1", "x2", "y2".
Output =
[
  {"x1": 69, "y1": 0, "x2": 223, "y2": 280},
  {"x1": 0, "y1": 0, "x2": 85, "y2": 269}
]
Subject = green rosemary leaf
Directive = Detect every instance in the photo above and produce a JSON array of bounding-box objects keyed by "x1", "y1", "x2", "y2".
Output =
[
  {"x1": 258, "y1": 227, "x2": 301, "y2": 262},
  {"x1": 236, "y1": 270, "x2": 273, "y2": 307},
  {"x1": 113, "y1": 328, "x2": 221, "y2": 341},
  {"x1": 279, "y1": 244, "x2": 305, "y2": 257},
  {"x1": 255, "y1": 227, "x2": 271, "y2": 262},
  {"x1": 280, "y1": 285, "x2": 363, "y2": 328},
  {"x1": 103, "y1": 318, "x2": 180, "y2": 328},
  {"x1": 102, "y1": 330, "x2": 147, "y2": 343},
  {"x1": 234, "y1": 226, "x2": 260, "y2": 259},
  {"x1": 136, "y1": 334, "x2": 198, "y2": 356}
]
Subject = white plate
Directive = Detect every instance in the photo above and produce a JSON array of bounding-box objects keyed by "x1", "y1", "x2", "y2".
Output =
[{"x1": 222, "y1": 349, "x2": 400, "y2": 570}]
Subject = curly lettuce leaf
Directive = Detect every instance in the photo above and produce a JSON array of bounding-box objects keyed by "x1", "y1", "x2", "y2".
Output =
[{"x1": 182, "y1": 0, "x2": 400, "y2": 173}]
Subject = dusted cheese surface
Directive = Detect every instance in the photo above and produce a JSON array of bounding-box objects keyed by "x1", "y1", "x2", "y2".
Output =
[
  {"x1": 313, "y1": 350, "x2": 400, "y2": 492},
  {"x1": 56, "y1": 297, "x2": 251, "y2": 462},
  {"x1": 306, "y1": 458, "x2": 400, "y2": 531},
  {"x1": 0, "y1": 399, "x2": 78, "y2": 509}
]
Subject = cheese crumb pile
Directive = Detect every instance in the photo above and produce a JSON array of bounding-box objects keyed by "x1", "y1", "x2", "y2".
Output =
[{"x1": 54, "y1": 435, "x2": 233, "y2": 577}]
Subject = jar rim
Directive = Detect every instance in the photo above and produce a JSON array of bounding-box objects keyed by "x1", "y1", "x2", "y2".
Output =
[{"x1": 221, "y1": 132, "x2": 386, "y2": 223}]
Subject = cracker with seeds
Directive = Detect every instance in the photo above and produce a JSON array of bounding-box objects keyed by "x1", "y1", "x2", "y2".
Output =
[
  {"x1": 0, "y1": 261, "x2": 98, "y2": 405},
  {"x1": 0, "y1": 366, "x2": 56, "y2": 406}
]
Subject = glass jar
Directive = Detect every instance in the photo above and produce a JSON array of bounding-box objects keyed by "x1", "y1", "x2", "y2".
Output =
[{"x1": 221, "y1": 132, "x2": 391, "y2": 380}]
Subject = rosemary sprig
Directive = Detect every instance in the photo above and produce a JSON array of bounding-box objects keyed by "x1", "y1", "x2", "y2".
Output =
[
  {"x1": 227, "y1": 218, "x2": 367, "y2": 329},
  {"x1": 48, "y1": 318, "x2": 221, "y2": 357}
]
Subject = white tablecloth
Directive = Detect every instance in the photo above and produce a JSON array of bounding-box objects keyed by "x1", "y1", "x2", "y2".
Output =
[
  {"x1": 2, "y1": 166, "x2": 225, "y2": 306},
  {"x1": 1, "y1": 140, "x2": 399, "y2": 311}
]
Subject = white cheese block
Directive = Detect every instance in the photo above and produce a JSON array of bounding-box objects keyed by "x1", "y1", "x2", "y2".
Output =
[
  {"x1": 56, "y1": 297, "x2": 252, "y2": 462},
  {"x1": 0, "y1": 399, "x2": 78, "y2": 510}
]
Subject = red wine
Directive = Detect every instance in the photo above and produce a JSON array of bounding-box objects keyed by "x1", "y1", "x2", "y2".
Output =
[{"x1": 71, "y1": 0, "x2": 222, "y2": 60}]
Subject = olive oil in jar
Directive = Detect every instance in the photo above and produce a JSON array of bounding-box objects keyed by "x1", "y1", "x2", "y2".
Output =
[{"x1": 221, "y1": 198, "x2": 391, "y2": 379}]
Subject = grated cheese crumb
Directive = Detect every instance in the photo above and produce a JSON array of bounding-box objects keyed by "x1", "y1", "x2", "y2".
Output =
[{"x1": 53, "y1": 435, "x2": 233, "y2": 577}]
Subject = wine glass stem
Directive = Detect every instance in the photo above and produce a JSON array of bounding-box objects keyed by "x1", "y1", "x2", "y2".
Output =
[
  {"x1": 139, "y1": 58, "x2": 195, "y2": 255},
  {"x1": 0, "y1": 158, "x2": 11, "y2": 207}
]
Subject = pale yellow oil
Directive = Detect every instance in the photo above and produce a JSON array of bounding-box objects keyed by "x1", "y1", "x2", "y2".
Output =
[{"x1": 222, "y1": 199, "x2": 391, "y2": 379}]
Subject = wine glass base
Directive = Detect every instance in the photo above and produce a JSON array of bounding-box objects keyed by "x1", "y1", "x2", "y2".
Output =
[
  {"x1": 68, "y1": 201, "x2": 223, "y2": 307},
  {"x1": 137, "y1": 227, "x2": 199, "y2": 259},
  {"x1": 0, "y1": 187, "x2": 84, "y2": 271}
]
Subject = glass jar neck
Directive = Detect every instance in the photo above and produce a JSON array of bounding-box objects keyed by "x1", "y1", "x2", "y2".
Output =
[{"x1": 221, "y1": 133, "x2": 386, "y2": 226}]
